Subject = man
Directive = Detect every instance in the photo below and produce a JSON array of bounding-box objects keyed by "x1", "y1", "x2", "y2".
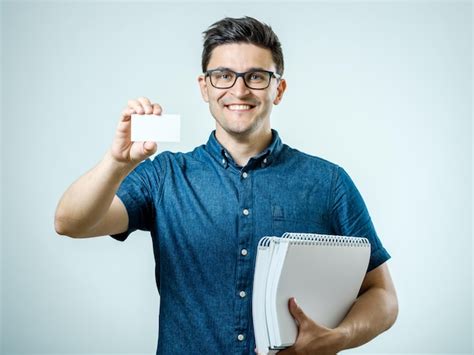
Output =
[{"x1": 55, "y1": 16, "x2": 398, "y2": 355}]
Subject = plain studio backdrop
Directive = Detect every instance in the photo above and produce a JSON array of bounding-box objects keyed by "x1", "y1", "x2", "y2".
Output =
[{"x1": 1, "y1": 1, "x2": 472, "y2": 354}]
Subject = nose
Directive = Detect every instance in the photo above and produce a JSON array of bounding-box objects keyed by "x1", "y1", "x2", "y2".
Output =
[{"x1": 231, "y1": 76, "x2": 251, "y2": 97}]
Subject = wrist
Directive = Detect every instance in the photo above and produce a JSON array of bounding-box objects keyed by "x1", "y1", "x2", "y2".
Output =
[{"x1": 103, "y1": 149, "x2": 137, "y2": 180}]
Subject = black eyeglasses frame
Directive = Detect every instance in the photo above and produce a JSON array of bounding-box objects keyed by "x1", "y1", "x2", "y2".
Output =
[{"x1": 204, "y1": 68, "x2": 282, "y2": 90}]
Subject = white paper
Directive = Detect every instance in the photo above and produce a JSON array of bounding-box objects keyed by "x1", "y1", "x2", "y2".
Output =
[{"x1": 131, "y1": 114, "x2": 181, "y2": 142}]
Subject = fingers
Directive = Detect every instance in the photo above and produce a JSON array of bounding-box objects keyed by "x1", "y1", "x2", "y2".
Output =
[
  {"x1": 143, "y1": 141, "x2": 157, "y2": 156},
  {"x1": 137, "y1": 97, "x2": 163, "y2": 115},
  {"x1": 152, "y1": 103, "x2": 162, "y2": 115},
  {"x1": 137, "y1": 97, "x2": 153, "y2": 114},
  {"x1": 121, "y1": 97, "x2": 162, "y2": 122},
  {"x1": 288, "y1": 298, "x2": 308, "y2": 327},
  {"x1": 121, "y1": 107, "x2": 136, "y2": 122}
]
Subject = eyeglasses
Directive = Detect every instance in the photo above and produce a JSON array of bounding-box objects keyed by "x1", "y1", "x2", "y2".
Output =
[{"x1": 204, "y1": 68, "x2": 282, "y2": 90}]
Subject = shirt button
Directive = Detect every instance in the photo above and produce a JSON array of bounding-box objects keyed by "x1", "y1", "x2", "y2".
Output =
[
  {"x1": 239, "y1": 290, "x2": 246, "y2": 298},
  {"x1": 237, "y1": 334, "x2": 245, "y2": 341},
  {"x1": 242, "y1": 208, "x2": 249, "y2": 216},
  {"x1": 241, "y1": 248, "x2": 248, "y2": 256},
  {"x1": 221, "y1": 158, "x2": 226, "y2": 165},
  {"x1": 263, "y1": 158, "x2": 268, "y2": 164},
  {"x1": 242, "y1": 172, "x2": 248, "y2": 179}
]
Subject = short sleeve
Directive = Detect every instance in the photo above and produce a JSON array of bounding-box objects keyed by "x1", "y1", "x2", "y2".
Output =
[
  {"x1": 110, "y1": 158, "x2": 160, "y2": 242},
  {"x1": 330, "y1": 166, "x2": 390, "y2": 271}
]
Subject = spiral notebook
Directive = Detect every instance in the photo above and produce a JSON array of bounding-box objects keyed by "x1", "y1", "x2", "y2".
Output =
[{"x1": 252, "y1": 233, "x2": 371, "y2": 355}]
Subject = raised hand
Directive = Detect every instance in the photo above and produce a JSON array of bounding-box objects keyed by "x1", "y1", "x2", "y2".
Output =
[{"x1": 110, "y1": 97, "x2": 162, "y2": 167}]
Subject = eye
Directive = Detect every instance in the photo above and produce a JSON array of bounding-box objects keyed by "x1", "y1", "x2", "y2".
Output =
[
  {"x1": 248, "y1": 72, "x2": 266, "y2": 81},
  {"x1": 214, "y1": 70, "x2": 234, "y2": 81}
]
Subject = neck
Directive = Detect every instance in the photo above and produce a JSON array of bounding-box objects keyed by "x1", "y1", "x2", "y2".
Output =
[{"x1": 215, "y1": 128, "x2": 273, "y2": 167}]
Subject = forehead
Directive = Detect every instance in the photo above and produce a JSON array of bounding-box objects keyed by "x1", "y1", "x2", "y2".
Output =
[{"x1": 207, "y1": 43, "x2": 276, "y2": 71}]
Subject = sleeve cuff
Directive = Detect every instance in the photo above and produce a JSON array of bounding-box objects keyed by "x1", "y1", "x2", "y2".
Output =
[{"x1": 367, "y1": 247, "x2": 391, "y2": 272}]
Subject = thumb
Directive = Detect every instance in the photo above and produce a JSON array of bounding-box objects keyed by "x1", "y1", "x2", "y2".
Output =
[
  {"x1": 143, "y1": 141, "x2": 157, "y2": 156},
  {"x1": 288, "y1": 297, "x2": 308, "y2": 327}
]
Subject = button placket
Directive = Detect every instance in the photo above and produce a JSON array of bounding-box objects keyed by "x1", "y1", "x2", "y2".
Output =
[{"x1": 234, "y1": 164, "x2": 253, "y2": 350}]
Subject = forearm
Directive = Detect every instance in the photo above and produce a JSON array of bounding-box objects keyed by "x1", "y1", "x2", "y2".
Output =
[
  {"x1": 337, "y1": 286, "x2": 399, "y2": 350},
  {"x1": 54, "y1": 150, "x2": 133, "y2": 235}
]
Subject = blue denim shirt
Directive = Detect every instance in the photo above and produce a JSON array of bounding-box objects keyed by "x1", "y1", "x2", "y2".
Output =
[{"x1": 111, "y1": 129, "x2": 390, "y2": 355}]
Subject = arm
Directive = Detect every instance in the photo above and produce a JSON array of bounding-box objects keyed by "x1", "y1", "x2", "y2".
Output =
[
  {"x1": 54, "y1": 97, "x2": 162, "y2": 238},
  {"x1": 337, "y1": 262, "x2": 398, "y2": 349},
  {"x1": 278, "y1": 262, "x2": 398, "y2": 354},
  {"x1": 54, "y1": 151, "x2": 133, "y2": 238}
]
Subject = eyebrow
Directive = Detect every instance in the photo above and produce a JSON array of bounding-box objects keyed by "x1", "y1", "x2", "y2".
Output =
[{"x1": 211, "y1": 66, "x2": 270, "y2": 72}]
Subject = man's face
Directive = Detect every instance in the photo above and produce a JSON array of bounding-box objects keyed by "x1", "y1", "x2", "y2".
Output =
[{"x1": 198, "y1": 43, "x2": 286, "y2": 139}]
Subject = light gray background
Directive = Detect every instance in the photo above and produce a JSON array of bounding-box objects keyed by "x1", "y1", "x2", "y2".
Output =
[{"x1": 1, "y1": 1, "x2": 472, "y2": 354}]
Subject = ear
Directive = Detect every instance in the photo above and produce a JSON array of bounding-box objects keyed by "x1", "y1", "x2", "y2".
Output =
[
  {"x1": 198, "y1": 75, "x2": 209, "y2": 103},
  {"x1": 273, "y1": 78, "x2": 287, "y2": 105}
]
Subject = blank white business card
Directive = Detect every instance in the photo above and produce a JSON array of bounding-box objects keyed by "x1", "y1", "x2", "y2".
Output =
[{"x1": 131, "y1": 114, "x2": 181, "y2": 142}]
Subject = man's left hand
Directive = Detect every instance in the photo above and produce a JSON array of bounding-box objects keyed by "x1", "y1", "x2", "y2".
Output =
[{"x1": 277, "y1": 298, "x2": 349, "y2": 355}]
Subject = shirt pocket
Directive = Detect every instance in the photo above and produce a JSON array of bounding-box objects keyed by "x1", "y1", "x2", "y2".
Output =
[{"x1": 271, "y1": 203, "x2": 332, "y2": 237}]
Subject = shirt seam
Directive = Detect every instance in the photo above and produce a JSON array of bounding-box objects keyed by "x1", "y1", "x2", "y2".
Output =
[
  {"x1": 154, "y1": 155, "x2": 168, "y2": 210},
  {"x1": 327, "y1": 164, "x2": 340, "y2": 228}
]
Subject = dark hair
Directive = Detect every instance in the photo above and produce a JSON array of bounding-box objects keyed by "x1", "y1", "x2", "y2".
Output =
[{"x1": 201, "y1": 16, "x2": 284, "y2": 76}]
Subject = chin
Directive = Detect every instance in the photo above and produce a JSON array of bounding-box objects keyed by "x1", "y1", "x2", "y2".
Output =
[
  {"x1": 213, "y1": 109, "x2": 267, "y2": 137},
  {"x1": 223, "y1": 122, "x2": 264, "y2": 138}
]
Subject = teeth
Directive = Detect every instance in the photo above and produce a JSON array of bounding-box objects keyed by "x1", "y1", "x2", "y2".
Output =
[{"x1": 227, "y1": 104, "x2": 252, "y2": 111}]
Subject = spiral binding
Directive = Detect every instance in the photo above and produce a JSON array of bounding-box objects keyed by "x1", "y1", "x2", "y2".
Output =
[
  {"x1": 258, "y1": 236, "x2": 273, "y2": 247},
  {"x1": 281, "y1": 232, "x2": 370, "y2": 247},
  {"x1": 259, "y1": 234, "x2": 370, "y2": 247}
]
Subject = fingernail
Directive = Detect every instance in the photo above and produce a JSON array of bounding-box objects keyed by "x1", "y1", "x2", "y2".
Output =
[{"x1": 293, "y1": 298, "x2": 298, "y2": 306}]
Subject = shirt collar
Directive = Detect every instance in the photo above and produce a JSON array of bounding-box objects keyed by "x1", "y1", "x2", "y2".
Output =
[{"x1": 205, "y1": 129, "x2": 283, "y2": 170}]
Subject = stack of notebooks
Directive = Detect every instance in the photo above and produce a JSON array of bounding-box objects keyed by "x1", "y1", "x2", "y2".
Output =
[{"x1": 252, "y1": 233, "x2": 371, "y2": 355}]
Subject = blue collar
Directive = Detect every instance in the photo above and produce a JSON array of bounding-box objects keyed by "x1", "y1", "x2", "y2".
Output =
[{"x1": 205, "y1": 129, "x2": 283, "y2": 170}]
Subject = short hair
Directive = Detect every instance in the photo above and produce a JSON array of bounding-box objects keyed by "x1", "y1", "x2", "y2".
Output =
[{"x1": 201, "y1": 16, "x2": 284, "y2": 76}]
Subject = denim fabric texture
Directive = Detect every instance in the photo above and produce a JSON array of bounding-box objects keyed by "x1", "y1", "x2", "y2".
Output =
[{"x1": 111, "y1": 129, "x2": 390, "y2": 355}]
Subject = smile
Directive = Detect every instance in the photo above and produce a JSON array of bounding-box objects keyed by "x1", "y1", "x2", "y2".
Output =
[{"x1": 225, "y1": 104, "x2": 256, "y2": 111}]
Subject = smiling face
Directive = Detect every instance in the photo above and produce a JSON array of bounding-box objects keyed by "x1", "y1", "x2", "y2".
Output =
[{"x1": 198, "y1": 43, "x2": 286, "y2": 142}]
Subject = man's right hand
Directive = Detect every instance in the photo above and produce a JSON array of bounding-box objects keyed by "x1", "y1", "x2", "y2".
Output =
[
  {"x1": 55, "y1": 97, "x2": 162, "y2": 238},
  {"x1": 110, "y1": 97, "x2": 162, "y2": 167}
]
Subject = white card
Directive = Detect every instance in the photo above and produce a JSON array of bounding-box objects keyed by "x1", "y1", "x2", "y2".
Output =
[{"x1": 131, "y1": 114, "x2": 181, "y2": 142}]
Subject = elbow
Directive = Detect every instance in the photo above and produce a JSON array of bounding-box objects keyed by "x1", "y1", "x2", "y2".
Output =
[
  {"x1": 54, "y1": 216, "x2": 72, "y2": 237},
  {"x1": 54, "y1": 204, "x2": 71, "y2": 236},
  {"x1": 54, "y1": 214, "x2": 81, "y2": 238},
  {"x1": 391, "y1": 296, "x2": 399, "y2": 328},
  {"x1": 384, "y1": 289, "x2": 399, "y2": 331}
]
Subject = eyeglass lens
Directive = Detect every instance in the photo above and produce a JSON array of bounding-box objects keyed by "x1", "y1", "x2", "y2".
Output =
[{"x1": 209, "y1": 70, "x2": 271, "y2": 89}]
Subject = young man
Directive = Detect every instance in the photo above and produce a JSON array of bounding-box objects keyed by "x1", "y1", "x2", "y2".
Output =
[{"x1": 55, "y1": 17, "x2": 398, "y2": 355}]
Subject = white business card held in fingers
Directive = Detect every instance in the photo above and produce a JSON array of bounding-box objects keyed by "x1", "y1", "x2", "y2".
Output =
[{"x1": 131, "y1": 114, "x2": 181, "y2": 142}]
